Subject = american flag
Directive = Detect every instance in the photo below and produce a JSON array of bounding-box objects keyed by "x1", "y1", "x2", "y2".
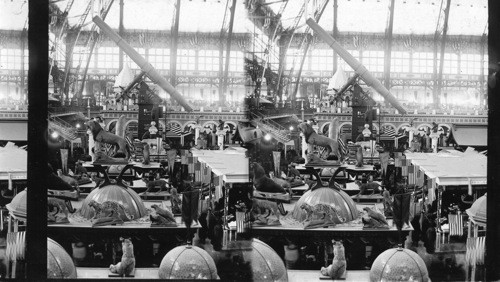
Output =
[
  {"x1": 338, "y1": 138, "x2": 348, "y2": 157},
  {"x1": 380, "y1": 127, "x2": 403, "y2": 139},
  {"x1": 165, "y1": 123, "x2": 191, "y2": 137}
]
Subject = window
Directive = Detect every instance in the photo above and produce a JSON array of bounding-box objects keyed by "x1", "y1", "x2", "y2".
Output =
[
  {"x1": 460, "y1": 53, "x2": 481, "y2": 75},
  {"x1": 96, "y1": 47, "x2": 119, "y2": 69},
  {"x1": 177, "y1": 49, "x2": 196, "y2": 70},
  {"x1": 310, "y1": 49, "x2": 334, "y2": 71},
  {"x1": 199, "y1": 49, "x2": 219, "y2": 71},
  {"x1": 124, "y1": 47, "x2": 145, "y2": 69},
  {"x1": 412, "y1": 52, "x2": 434, "y2": 74},
  {"x1": 285, "y1": 48, "x2": 309, "y2": 72},
  {"x1": 363, "y1": 50, "x2": 384, "y2": 72},
  {"x1": 391, "y1": 51, "x2": 410, "y2": 73},
  {"x1": 72, "y1": 46, "x2": 95, "y2": 69},
  {"x1": 0, "y1": 49, "x2": 22, "y2": 70},
  {"x1": 443, "y1": 53, "x2": 459, "y2": 74},
  {"x1": 149, "y1": 48, "x2": 170, "y2": 70},
  {"x1": 229, "y1": 51, "x2": 244, "y2": 72}
]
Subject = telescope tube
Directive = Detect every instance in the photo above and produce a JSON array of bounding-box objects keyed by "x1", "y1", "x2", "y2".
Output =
[
  {"x1": 306, "y1": 18, "x2": 406, "y2": 115},
  {"x1": 93, "y1": 16, "x2": 194, "y2": 112}
]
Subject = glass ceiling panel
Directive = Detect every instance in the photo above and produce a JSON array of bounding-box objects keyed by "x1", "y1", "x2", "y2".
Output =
[
  {"x1": 446, "y1": 0, "x2": 487, "y2": 35},
  {"x1": 336, "y1": 0, "x2": 390, "y2": 33},
  {"x1": 45, "y1": 0, "x2": 250, "y2": 33},
  {"x1": 392, "y1": 0, "x2": 442, "y2": 35},
  {"x1": 266, "y1": 0, "x2": 487, "y2": 36},
  {"x1": 0, "y1": 0, "x2": 28, "y2": 30}
]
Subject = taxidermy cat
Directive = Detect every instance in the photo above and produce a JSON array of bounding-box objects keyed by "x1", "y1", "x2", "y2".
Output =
[{"x1": 320, "y1": 240, "x2": 346, "y2": 279}]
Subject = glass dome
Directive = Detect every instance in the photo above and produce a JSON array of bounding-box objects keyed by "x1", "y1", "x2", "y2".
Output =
[
  {"x1": 370, "y1": 246, "x2": 429, "y2": 282},
  {"x1": 6, "y1": 188, "x2": 27, "y2": 219},
  {"x1": 466, "y1": 193, "x2": 486, "y2": 224},
  {"x1": 158, "y1": 245, "x2": 219, "y2": 280},
  {"x1": 291, "y1": 187, "x2": 358, "y2": 223},
  {"x1": 213, "y1": 238, "x2": 288, "y2": 282},
  {"x1": 47, "y1": 237, "x2": 77, "y2": 279},
  {"x1": 78, "y1": 184, "x2": 147, "y2": 220}
]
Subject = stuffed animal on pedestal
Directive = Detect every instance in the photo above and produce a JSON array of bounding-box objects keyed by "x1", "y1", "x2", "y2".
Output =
[
  {"x1": 321, "y1": 240, "x2": 346, "y2": 279},
  {"x1": 109, "y1": 237, "x2": 135, "y2": 277},
  {"x1": 297, "y1": 119, "x2": 342, "y2": 161},
  {"x1": 85, "y1": 120, "x2": 131, "y2": 159},
  {"x1": 143, "y1": 178, "x2": 169, "y2": 193},
  {"x1": 150, "y1": 204, "x2": 176, "y2": 226},
  {"x1": 170, "y1": 187, "x2": 182, "y2": 214},
  {"x1": 251, "y1": 198, "x2": 281, "y2": 225},
  {"x1": 47, "y1": 197, "x2": 71, "y2": 224},
  {"x1": 88, "y1": 200, "x2": 134, "y2": 226},
  {"x1": 362, "y1": 206, "x2": 389, "y2": 229},
  {"x1": 142, "y1": 142, "x2": 150, "y2": 165},
  {"x1": 268, "y1": 171, "x2": 292, "y2": 195},
  {"x1": 252, "y1": 163, "x2": 286, "y2": 194},
  {"x1": 356, "y1": 146, "x2": 364, "y2": 167},
  {"x1": 383, "y1": 188, "x2": 393, "y2": 217},
  {"x1": 300, "y1": 203, "x2": 346, "y2": 229}
]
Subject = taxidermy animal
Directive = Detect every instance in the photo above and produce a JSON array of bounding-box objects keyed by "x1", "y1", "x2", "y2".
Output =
[
  {"x1": 170, "y1": 188, "x2": 182, "y2": 214},
  {"x1": 269, "y1": 171, "x2": 292, "y2": 194},
  {"x1": 298, "y1": 118, "x2": 342, "y2": 160},
  {"x1": 356, "y1": 146, "x2": 364, "y2": 167},
  {"x1": 142, "y1": 142, "x2": 150, "y2": 165},
  {"x1": 143, "y1": 178, "x2": 168, "y2": 193},
  {"x1": 85, "y1": 120, "x2": 131, "y2": 158},
  {"x1": 300, "y1": 203, "x2": 345, "y2": 223},
  {"x1": 321, "y1": 240, "x2": 346, "y2": 279},
  {"x1": 355, "y1": 180, "x2": 380, "y2": 196},
  {"x1": 47, "y1": 197, "x2": 71, "y2": 223},
  {"x1": 109, "y1": 237, "x2": 135, "y2": 276},
  {"x1": 383, "y1": 188, "x2": 393, "y2": 217},
  {"x1": 150, "y1": 204, "x2": 176, "y2": 225},
  {"x1": 252, "y1": 163, "x2": 286, "y2": 194},
  {"x1": 88, "y1": 200, "x2": 134, "y2": 221},
  {"x1": 57, "y1": 170, "x2": 79, "y2": 189},
  {"x1": 362, "y1": 206, "x2": 389, "y2": 228},
  {"x1": 251, "y1": 198, "x2": 281, "y2": 220}
]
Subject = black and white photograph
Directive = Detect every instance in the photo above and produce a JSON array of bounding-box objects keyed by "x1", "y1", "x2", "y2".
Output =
[{"x1": 0, "y1": 0, "x2": 499, "y2": 280}]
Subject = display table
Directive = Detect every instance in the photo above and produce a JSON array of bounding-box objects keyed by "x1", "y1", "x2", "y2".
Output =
[
  {"x1": 241, "y1": 219, "x2": 411, "y2": 238},
  {"x1": 287, "y1": 269, "x2": 370, "y2": 281},
  {"x1": 74, "y1": 267, "x2": 371, "y2": 280}
]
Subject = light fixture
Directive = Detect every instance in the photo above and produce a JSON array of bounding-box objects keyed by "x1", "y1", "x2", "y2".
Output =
[
  {"x1": 289, "y1": 126, "x2": 294, "y2": 131},
  {"x1": 76, "y1": 123, "x2": 81, "y2": 129},
  {"x1": 264, "y1": 133, "x2": 271, "y2": 141},
  {"x1": 51, "y1": 131, "x2": 59, "y2": 139}
]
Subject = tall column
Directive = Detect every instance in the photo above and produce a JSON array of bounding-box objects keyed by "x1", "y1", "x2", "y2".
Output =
[
  {"x1": 118, "y1": 0, "x2": 124, "y2": 71},
  {"x1": 332, "y1": 0, "x2": 338, "y2": 74},
  {"x1": 170, "y1": 0, "x2": 181, "y2": 88},
  {"x1": 221, "y1": 0, "x2": 237, "y2": 106},
  {"x1": 436, "y1": 0, "x2": 452, "y2": 107},
  {"x1": 383, "y1": 0, "x2": 395, "y2": 90}
]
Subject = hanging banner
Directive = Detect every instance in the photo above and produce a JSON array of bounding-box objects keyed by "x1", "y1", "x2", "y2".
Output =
[
  {"x1": 273, "y1": 151, "x2": 281, "y2": 176},
  {"x1": 60, "y1": 149, "x2": 68, "y2": 175}
]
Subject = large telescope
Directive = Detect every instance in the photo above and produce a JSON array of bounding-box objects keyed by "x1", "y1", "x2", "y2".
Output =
[
  {"x1": 306, "y1": 18, "x2": 407, "y2": 115},
  {"x1": 93, "y1": 16, "x2": 194, "y2": 112}
]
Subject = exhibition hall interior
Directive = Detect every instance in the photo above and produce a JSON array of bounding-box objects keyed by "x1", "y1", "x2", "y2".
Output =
[{"x1": 0, "y1": 0, "x2": 495, "y2": 280}]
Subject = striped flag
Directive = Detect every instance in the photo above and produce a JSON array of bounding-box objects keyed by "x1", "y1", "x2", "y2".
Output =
[
  {"x1": 338, "y1": 138, "x2": 348, "y2": 157},
  {"x1": 166, "y1": 123, "x2": 192, "y2": 137},
  {"x1": 236, "y1": 211, "x2": 251, "y2": 233}
]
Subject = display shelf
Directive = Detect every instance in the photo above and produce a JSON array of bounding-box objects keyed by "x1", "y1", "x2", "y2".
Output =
[
  {"x1": 73, "y1": 267, "x2": 371, "y2": 281},
  {"x1": 0, "y1": 171, "x2": 27, "y2": 180}
]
